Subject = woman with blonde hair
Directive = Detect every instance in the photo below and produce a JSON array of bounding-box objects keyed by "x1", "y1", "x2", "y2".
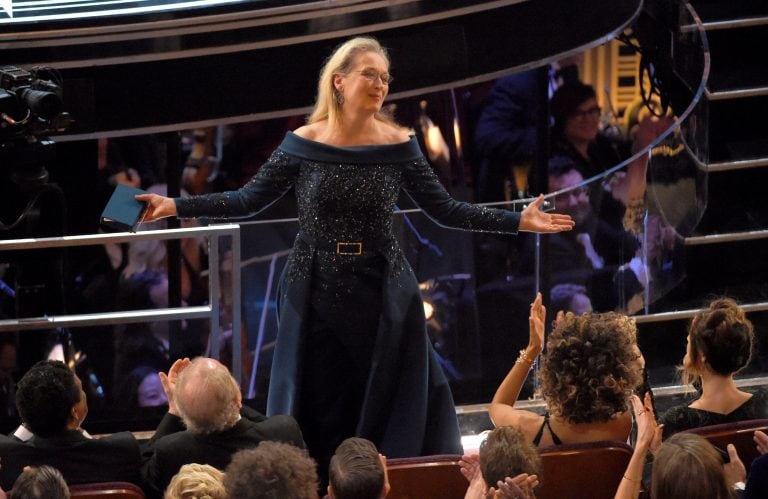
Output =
[
  {"x1": 164, "y1": 463, "x2": 225, "y2": 499},
  {"x1": 137, "y1": 36, "x2": 574, "y2": 480},
  {"x1": 490, "y1": 293, "x2": 643, "y2": 446},
  {"x1": 661, "y1": 297, "x2": 767, "y2": 438}
]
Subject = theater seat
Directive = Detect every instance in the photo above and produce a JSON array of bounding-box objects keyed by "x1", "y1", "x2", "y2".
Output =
[
  {"x1": 68, "y1": 482, "x2": 146, "y2": 498},
  {"x1": 536, "y1": 440, "x2": 634, "y2": 499},
  {"x1": 386, "y1": 454, "x2": 467, "y2": 499},
  {"x1": 683, "y1": 418, "x2": 768, "y2": 471}
]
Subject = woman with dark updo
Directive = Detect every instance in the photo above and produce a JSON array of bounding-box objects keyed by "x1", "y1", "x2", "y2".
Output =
[{"x1": 661, "y1": 297, "x2": 767, "y2": 438}]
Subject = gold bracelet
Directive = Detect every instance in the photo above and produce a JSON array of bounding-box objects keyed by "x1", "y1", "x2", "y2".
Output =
[
  {"x1": 622, "y1": 475, "x2": 641, "y2": 483},
  {"x1": 515, "y1": 349, "x2": 537, "y2": 369}
]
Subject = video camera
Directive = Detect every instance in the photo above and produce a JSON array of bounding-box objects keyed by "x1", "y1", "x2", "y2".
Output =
[{"x1": 0, "y1": 65, "x2": 71, "y2": 141}]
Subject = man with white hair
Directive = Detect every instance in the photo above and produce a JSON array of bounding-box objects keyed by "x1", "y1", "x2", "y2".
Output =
[{"x1": 141, "y1": 357, "x2": 306, "y2": 498}]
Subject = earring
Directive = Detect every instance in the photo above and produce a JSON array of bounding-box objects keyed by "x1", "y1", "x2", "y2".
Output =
[{"x1": 335, "y1": 89, "x2": 344, "y2": 106}]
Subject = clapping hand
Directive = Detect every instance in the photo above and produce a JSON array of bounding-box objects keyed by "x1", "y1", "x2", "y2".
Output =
[
  {"x1": 755, "y1": 430, "x2": 768, "y2": 455},
  {"x1": 159, "y1": 357, "x2": 191, "y2": 416},
  {"x1": 723, "y1": 444, "x2": 746, "y2": 488},
  {"x1": 632, "y1": 392, "x2": 662, "y2": 453},
  {"x1": 486, "y1": 473, "x2": 539, "y2": 499}
]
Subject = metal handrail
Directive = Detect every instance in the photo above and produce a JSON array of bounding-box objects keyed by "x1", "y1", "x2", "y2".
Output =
[{"x1": 0, "y1": 224, "x2": 243, "y2": 385}]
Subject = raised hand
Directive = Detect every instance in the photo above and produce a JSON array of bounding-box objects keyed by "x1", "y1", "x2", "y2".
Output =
[
  {"x1": 528, "y1": 293, "x2": 545, "y2": 355},
  {"x1": 723, "y1": 443, "x2": 746, "y2": 488},
  {"x1": 632, "y1": 392, "x2": 662, "y2": 452},
  {"x1": 159, "y1": 357, "x2": 191, "y2": 416},
  {"x1": 755, "y1": 430, "x2": 768, "y2": 455},
  {"x1": 519, "y1": 194, "x2": 575, "y2": 233}
]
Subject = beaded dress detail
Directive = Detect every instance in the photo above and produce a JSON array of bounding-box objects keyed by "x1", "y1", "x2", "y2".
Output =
[{"x1": 175, "y1": 131, "x2": 521, "y2": 466}]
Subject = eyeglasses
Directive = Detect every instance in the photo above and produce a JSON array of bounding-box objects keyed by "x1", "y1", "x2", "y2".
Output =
[
  {"x1": 571, "y1": 106, "x2": 601, "y2": 119},
  {"x1": 354, "y1": 69, "x2": 394, "y2": 85}
]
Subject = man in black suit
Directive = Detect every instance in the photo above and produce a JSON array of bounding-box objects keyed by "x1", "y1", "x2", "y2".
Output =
[
  {"x1": 141, "y1": 357, "x2": 306, "y2": 498},
  {"x1": 0, "y1": 360, "x2": 143, "y2": 491}
]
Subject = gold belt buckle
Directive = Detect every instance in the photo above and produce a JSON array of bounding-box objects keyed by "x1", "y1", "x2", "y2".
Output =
[{"x1": 336, "y1": 242, "x2": 362, "y2": 255}]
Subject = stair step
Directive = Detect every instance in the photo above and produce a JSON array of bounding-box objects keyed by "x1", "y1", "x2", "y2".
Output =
[
  {"x1": 706, "y1": 86, "x2": 768, "y2": 101},
  {"x1": 691, "y1": 166, "x2": 768, "y2": 233},
  {"x1": 704, "y1": 157, "x2": 768, "y2": 172},
  {"x1": 707, "y1": 95, "x2": 768, "y2": 163},
  {"x1": 687, "y1": 0, "x2": 768, "y2": 25},
  {"x1": 705, "y1": 24, "x2": 768, "y2": 93},
  {"x1": 646, "y1": 238, "x2": 768, "y2": 313}
]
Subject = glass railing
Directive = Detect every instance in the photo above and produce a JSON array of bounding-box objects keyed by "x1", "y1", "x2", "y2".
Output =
[{"x1": 0, "y1": 0, "x2": 733, "y2": 432}]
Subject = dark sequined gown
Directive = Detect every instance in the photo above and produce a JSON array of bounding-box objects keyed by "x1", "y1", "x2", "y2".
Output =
[{"x1": 175, "y1": 131, "x2": 521, "y2": 471}]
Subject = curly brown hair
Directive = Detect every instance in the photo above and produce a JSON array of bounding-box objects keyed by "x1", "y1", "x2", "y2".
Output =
[
  {"x1": 224, "y1": 442, "x2": 318, "y2": 499},
  {"x1": 540, "y1": 312, "x2": 642, "y2": 424}
]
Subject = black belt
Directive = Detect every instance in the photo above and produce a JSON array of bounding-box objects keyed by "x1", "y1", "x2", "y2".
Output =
[{"x1": 298, "y1": 232, "x2": 391, "y2": 255}]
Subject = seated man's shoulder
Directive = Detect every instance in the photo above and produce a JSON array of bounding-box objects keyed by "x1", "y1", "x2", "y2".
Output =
[
  {"x1": 247, "y1": 414, "x2": 304, "y2": 444},
  {"x1": 95, "y1": 431, "x2": 142, "y2": 449}
]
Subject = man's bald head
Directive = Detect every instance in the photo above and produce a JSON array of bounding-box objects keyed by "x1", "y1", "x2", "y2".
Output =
[{"x1": 174, "y1": 357, "x2": 241, "y2": 434}]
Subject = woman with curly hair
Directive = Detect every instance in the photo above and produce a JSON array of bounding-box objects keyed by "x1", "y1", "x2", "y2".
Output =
[
  {"x1": 489, "y1": 293, "x2": 644, "y2": 447},
  {"x1": 660, "y1": 297, "x2": 767, "y2": 438}
]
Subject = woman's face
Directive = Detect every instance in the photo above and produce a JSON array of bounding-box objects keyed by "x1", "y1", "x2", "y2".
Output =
[
  {"x1": 335, "y1": 51, "x2": 390, "y2": 114},
  {"x1": 138, "y1": 372, "x2": 168, "y2": 407},
  {"x1": 564, "y1": 97, "x2": 601, "y2": 145}
]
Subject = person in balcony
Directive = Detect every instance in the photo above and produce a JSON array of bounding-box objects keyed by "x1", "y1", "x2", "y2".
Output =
[
  {"x1": 135, "y1": 36, "x2": 575, "y2": 484},
  {"x1": 489, "y1": 293, "x2": 644, "y2": 447},
  {"x1": 660, "y1": 297, "x2": 768, "y2": 438}
]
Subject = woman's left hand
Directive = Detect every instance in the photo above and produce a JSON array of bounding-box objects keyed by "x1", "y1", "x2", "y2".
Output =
[
  {"x1": 519, "y1": 195, "x2": 575, "y2": 233},
  {"x1": 528, "y1": 293, "x2": 545, "y2": 355}
]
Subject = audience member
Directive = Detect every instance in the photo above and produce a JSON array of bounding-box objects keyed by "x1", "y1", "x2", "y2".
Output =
[
  {"x1": 550, "y1": 283, "x2": 592, "y2": 315},
  {"x1": 616, "y1": 393, "x2": 744, "y2": 499},
  {"x1": 517, "y1": 157, "x2": 640, "y2": 311},
  {"x1": 0, "y1": 360, "x2": 143, "y2": 490},
  {"x1": 472, "y1": 57, "x2": 581, "y2": 203},
  {"x1": 746, "y1": 445, "x2": 768, "y2": 499},
  {"x1": 223, "y1": 441, "x2": 319, "y2": 499},
  {"x1": 661, "y1": 298, "x2": 767, "y2": 438},
  {"x1": 8, "y1": 465, "x2": 70, "y2": 499},
  {"x1": 111, "y1": 364, "x2": 169, "y2": 424},
  {"x1": 549, "y1": 81, "x2": 626, "y2": 182},
  {"x1": 113, "y1": 270, "x2": 173, "y2": 383},
  {"x1": 0, "y1": 335, "x2": 19, "y2": 430},
  {"x1": 489, "y1": 293, "x2": 643, "y2": 447},
  {"x1": 164, "y1": 463, "x2": 225, "y2": 499},
  {"x1": 328, "y1": 437, "x2": 389, "y2": 499},
  {"x1": 460, "y1": 425, "x2": 540, "y2": 499},
  {"x1": 141, "y1": 357, "x2": 306, "y2": 498}
]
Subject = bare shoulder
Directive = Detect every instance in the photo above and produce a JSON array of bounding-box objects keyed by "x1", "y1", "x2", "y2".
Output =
[
  {"x1": 379, "y1": 121, "x2": 413, "y2": 144},
  {"x1": 489, "y1": 403, "x2": 543, "y2": 435},
  {"x1": 293, "y1": 121, "x2": 326, "y2": 140}
]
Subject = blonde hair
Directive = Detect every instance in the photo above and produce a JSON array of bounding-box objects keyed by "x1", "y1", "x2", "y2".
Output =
[
  {"x1": 308, "y1": 36, "x2": 397, "y2": 126},
  {"x1": 164, "y1": 463, "x2": 226, "y2": 499}
]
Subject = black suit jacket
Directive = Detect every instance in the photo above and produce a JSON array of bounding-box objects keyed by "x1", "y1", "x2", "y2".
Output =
[
  {"x1": 0, "y1": 430, "x2": 143, "y2": 491},
  {"x1": 141, "y1": 410, "x2": 305, "y2": 498}
]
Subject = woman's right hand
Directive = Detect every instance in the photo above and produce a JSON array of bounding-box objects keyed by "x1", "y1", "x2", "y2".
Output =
[{"x1": 135, "y1": 193, "x2": 177, "y2": 222}]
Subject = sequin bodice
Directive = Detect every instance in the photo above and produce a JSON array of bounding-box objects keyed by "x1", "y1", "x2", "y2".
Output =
[{"x1": 176, "y1": 132, "x2": 521, "y2": 248}]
